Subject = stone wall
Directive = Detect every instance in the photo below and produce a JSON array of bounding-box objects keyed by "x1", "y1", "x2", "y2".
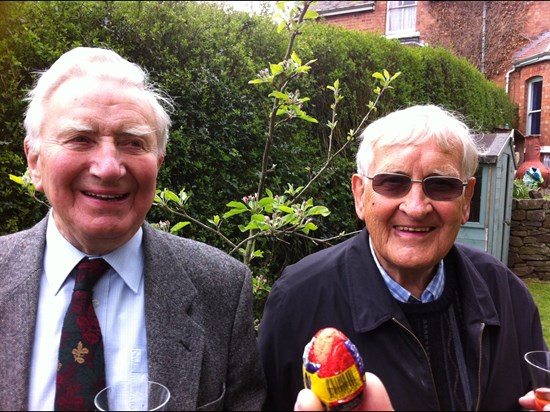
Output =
[{"x1": 508, "y1": 198, "x2": 550, "y2": 280}]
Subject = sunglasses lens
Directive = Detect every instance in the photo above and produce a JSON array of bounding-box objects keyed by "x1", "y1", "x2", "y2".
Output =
[
  {"x1": 369, "y1": 174, "x2": 465, "y2": 200},
  {"x1": 423, "y1": 177, "x2": 464, "y2": 200},
  {"x1": 371, "y1": 174, "x2": 411, "y2": 197}
]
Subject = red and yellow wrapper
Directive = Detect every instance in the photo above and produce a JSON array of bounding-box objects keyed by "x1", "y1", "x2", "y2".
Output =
[{"x1": 303, "y1": 327, "x2": 366, "y2": 411}]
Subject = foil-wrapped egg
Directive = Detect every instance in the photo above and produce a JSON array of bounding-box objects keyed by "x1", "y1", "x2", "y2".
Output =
[{"x1": 303, "y1": 327, "x2": 366, "y2": 411}]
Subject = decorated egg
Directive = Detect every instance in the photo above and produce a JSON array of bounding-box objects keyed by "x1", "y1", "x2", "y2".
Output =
[{"x1": 302, "y1": 327, "x2": 366, "y2": 411}]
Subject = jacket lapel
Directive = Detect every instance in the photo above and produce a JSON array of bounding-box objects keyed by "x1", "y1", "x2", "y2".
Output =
[
  {"x1": 0, "y1": 217, "x2": 47, "y2": 410},
  {"x1": 142, "y1": 224, "x2": 205, "y2": 410}
]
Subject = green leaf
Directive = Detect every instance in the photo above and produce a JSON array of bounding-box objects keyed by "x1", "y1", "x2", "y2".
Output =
[
  {"x1": 240, "y1": 221, "x2": 260, "y2": 231},
  {"x1": 291, "y1": 51, "x2": 301, "y2": 66},
  {"x1": 251, "y1": 213, "x2": 267, "y2": 222},
  {"x1": 226, "y1": 201, "x2": 248, "y2": 209},
  {"x1": 281, "y1": 213, "x2": 298, "y2": 225},
  {"x1": 252, "y1": 249, "x2": 264, "y2": 258},
  {"x1": 208, "y1": 215, "x2": 221, "y2": 226},
  {"x1": 301, "y1": 221, "x2": 318, "y2": 234},
  {"x1": 170, "y1": 221, "x2": 190, "y2": 234},
  {"x1": 372, "y1": 72, "x2": 385, "y2": 81},
  {"x1": 304, "y1": 9, "x2": 319, "y2": 19},
  {"x1": 391, "y1": 71, "x2": 402, "y2": 81},
  {"x1": 275, "y1": 205, "x2": 294, "y2": 214},
  {"x1": 249, "y1": 78, "x2": 266, "y2": 84},
  {"x1": 9, "y1": 174, "x2": 24, "y2": 185},
  {"x1": 299, "y1": 113, "x2": 318, "y2": 123},
  {"x1": 164, "y1": 190, "x2": 180, "y2": 203},
  {"x1": 223, "y1": 208, "x2": 248, "y2": 219},
  {"x1": 269, "y1": 91, "x2": 289, "y2": 100},
  {"x1": 259, "y1": 196, "x2": 275, "y2": 209},
  {"x1": 270, "y1": 63, "x2": 284, "y2": 76},
  {"x1": 307, "y1": 206, "x2": 330, "y2": 217}
]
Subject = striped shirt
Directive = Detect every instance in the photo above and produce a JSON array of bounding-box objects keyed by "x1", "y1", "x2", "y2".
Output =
[{"x1": 369, "y1": 235, "x2": 445, "y2": 303}]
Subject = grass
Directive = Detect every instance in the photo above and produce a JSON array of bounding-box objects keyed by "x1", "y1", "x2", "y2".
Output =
[{"x1": 524, "y1": 278, "x2": 550, "y2": 347}]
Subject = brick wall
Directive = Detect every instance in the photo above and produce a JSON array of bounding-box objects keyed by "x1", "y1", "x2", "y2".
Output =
[
  {"x1": 320, "y1": 1, "x2": 386, "y2": 33},
  {"x1": 523, "y1": 1, "x2": 550, "y2": 39},
  {"x1": 508, "y1": 198, "x2": 550, "y2": 280},
  {"x1": 508, "y1": 61, "x2": 550, "y2": 147},
  {"x1": 318, "y1": 1, "x2": 550, "y2": 148}
]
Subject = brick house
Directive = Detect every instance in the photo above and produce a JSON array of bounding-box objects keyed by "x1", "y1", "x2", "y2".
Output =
[{"x1": 313, "y1": 1, "x2": 550, "y2": 167}]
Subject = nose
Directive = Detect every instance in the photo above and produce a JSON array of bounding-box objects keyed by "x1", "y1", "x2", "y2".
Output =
[
  {"x1": 398, "y1": 180, "x2": 433, "y2": 217},
  {"x1": 89, "y1": 141, "x2": 126, "y2": 181}
]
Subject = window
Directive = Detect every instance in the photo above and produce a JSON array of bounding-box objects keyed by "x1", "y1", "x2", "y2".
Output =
[
  {"x1": 468, "y1": 168, "x2": 483, "y2": 223},
  {"x1": 386, "y1": 1, "x2": 417, "y2": 37},
  {"x1": 527, "y1": 77, "x2": 542, "y2": 135},
  {"x1": 541, "y1": 147, "x2": 550, "y2": 169}
]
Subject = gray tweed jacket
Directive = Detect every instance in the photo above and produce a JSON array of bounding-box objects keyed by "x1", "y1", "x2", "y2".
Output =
[{"x1": 0, "y1": 216, "x2": 266, "y2": 410}]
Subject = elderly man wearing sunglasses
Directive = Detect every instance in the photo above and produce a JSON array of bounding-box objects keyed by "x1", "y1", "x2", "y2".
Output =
[{"x1": 259, "y1": 105, "x2": 548, "y2": 411}]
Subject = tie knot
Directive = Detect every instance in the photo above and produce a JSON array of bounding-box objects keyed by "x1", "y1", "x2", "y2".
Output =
[{"x1": 73, "y1": 257, "x2": 110, "y2": 291}]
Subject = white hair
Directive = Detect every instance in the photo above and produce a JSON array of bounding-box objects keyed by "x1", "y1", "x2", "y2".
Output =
[
  {"x1": 23, "y1": 47, "x2": 172, "y2": 155},
  {"x1": 356, "y1": 105, "x2": 479, "y2": 179}
]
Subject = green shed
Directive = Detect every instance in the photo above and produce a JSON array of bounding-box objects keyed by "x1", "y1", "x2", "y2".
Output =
[{"x1": 456, "y1": 130, "x2": 521, "y2": 263}]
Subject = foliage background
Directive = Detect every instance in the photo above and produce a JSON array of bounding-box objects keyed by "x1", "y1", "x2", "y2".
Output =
[{"x1": 0, "y1": 1, "x2": 517, "y2": 315}]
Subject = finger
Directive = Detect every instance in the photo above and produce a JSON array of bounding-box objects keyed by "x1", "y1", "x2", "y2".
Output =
[
  {"x1": 518, "y1": 390, "x2": 537, "y2": 410},
  {"x1": 294, "y1": 388, "x2": 324, "y2": 411},
  {"x1": 360, "y1": 372, "x2": 394, "y2": 411}
]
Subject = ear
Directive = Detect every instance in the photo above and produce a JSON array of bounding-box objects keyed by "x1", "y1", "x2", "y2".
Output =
[
  {"x1": 157, "y1": 152, "x2": 165, "y2": 170},
  {"x1": 461, "y1": 177, "x2": 476, "y2": 224},
  {"x1": 24, "y1": 137, "x2": 44, "y2": 192},
  {"x1": 351, "y1": 174, "x2": 367, "y2": 221}
]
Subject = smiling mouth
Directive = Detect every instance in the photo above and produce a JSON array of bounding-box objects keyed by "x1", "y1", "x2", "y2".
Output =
[
  {"x1": 394, "y1": 226, "x2": 432, "y2": 232},
  {"x1": 83, "y1": 191, "x2": 128, "y2": 201}
]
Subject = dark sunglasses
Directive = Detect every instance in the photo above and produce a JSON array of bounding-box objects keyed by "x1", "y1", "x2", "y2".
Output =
[{"x1": 365, "y1": 172, "x2": 467, "y2": 201}]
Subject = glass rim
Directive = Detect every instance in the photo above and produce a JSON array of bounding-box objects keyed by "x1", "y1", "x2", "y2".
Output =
[
  {"x1": 524, "y1": 350, "x2": 550, "y2": 372},
  {"x1": 94, "y1": 380, "x2": 170, "y2": 412}
]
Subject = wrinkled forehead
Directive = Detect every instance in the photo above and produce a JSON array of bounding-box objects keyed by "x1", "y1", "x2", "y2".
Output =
[
  {"x1": 370, "y1": 139, "x2": 464, "y2": 176},
  {"x1": 42, "y1": 77, "x2": 157, "y2": 135}
]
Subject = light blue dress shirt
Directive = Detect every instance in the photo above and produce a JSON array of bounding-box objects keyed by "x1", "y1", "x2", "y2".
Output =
[
  {"x1": 28, "y1": 213, "x2": 148, "y2": 410},
  {"x1": 369, "y1": 235, "x2": 445, "y2": 303}
]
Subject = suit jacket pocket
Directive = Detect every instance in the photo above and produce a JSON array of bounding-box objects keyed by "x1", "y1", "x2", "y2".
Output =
[{"x1": 196, "y1": 383, "x2": 225, "y2": 411}]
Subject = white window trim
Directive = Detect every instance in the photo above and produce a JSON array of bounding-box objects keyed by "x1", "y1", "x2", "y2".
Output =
[
  {"x1": 526, "y1": 76, "x2": 542, "y2": 136},
  {"x1": 385, "y1": 1, "x2": 418, "y2": 38}
]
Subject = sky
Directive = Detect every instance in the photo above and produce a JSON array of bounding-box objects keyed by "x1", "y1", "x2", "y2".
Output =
[{"x1": 206, "y1": 1, "x2": 279, "y2": 15}]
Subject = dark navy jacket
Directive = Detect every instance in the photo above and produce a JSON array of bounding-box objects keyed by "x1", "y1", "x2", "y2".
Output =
[{"x1": 258, "y1": 229, "x2": 547, "y2": 411}]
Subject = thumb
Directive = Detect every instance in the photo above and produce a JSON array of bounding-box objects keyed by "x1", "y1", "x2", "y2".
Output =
[
  {"x1": 294, "y1": 373, "x2": 393, "y2": 411},
  {"x1": 294, "y1": 388, "x2": 324, "y2": 411},
  {"x1": 360, "y1": 372, "x2": 394, "y2": 411}
]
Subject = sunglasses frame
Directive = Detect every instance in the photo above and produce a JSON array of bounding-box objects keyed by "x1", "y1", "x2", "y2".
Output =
[{"x1": 364, "y1": 172, "x2": 468, "y2": 201}]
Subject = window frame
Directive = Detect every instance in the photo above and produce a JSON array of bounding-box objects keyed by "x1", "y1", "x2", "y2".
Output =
[
  {"x1": 526, "y1": 76, "x2": 542, "y2": 136},
  {"x1": 385, "y1": 0, "x2": 419, "y2": 39}
]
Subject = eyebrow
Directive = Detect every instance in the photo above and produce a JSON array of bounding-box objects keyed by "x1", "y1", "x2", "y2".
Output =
[
  {"x1": 57, "y1": 119, "x2": 95, "y2": 134},
  {"x1": 121, "y1": 125, "x2": 158, "y2": 137}
]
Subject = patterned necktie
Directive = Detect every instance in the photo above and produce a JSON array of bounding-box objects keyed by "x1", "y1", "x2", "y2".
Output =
[{"x1": 55, "y1": 257, "x2": 110, "y2": 411}]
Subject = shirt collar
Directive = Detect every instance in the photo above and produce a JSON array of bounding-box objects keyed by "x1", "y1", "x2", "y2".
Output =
[
  {"x1": 369, "y1": 234, "x2": 445, "y2": 303},
  {"x1": 45, "y1": 211, "x2": 144, "y2": 294}
]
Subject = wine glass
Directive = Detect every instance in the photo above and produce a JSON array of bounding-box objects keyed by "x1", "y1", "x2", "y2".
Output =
[
  {"x1": 525, "y1": 351, "x2": 550, "y2": 411},
  {"x1": 94, "y1": 380, "x2": 170, "y2": 411}
]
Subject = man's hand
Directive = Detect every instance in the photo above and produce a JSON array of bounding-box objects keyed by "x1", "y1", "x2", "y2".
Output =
[
  {"x1": 519, "y1": 390, "x2": 550, "y2": 411},
  {"x1": 294, "y1": 372, "x2": 393, "y2": 411}
]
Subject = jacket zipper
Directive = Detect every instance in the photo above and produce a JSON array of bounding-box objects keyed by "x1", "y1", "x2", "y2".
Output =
[
  {"x1": 475, "y1": 322, "x2": 485, "y2": 411},
  {"x1": 392, "y1": 317, "x2": 441, "y2": 410}
]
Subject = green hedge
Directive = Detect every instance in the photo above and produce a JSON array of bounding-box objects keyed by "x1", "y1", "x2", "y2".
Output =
[{"x1": 0, "y1": 1, "x2": 516, "y2": 275}]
